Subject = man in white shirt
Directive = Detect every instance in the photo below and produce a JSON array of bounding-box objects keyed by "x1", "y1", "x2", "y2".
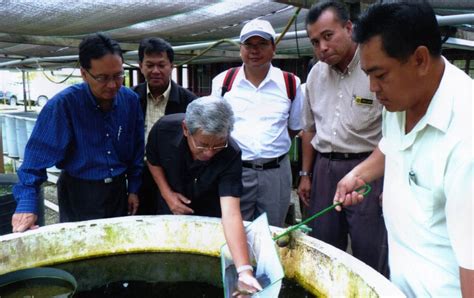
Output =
[
  {"x1": 334, "y1": 2, "x2": 473, "y2": 297},
  {"x1": 211, "y1": 19, "x2": 303, "y2": 227}
]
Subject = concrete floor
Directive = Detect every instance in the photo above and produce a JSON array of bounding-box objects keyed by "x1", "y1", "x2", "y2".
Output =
[{"x1": 43, "y1": 183, "x2": 59, "y2": 226}]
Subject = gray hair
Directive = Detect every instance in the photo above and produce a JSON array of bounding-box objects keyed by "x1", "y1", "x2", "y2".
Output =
[{"x1": 185, "y1": 96, "x2": 234, "y2": 137}]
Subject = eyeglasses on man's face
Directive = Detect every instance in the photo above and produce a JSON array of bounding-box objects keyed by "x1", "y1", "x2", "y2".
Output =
[
  {"x1": 241, "y1": 41, "x2": 272, "y2": 51},
  {"x1": 189, "y1": 134, "x2": 228, "y2": 151},
  {"x1": 84, "y1": 68, "x2": 125, "y2": 84}
]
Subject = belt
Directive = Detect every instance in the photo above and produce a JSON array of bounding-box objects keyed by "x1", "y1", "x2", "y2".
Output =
[
  {"x1": 99, "y1": 173, "x2": 126, "y2": 184},
  {"x1": 319, "y1": 152, "x2": 371, "y2": 160},
  {"x1": 62, "y1": 172, "x2": 126, "y2": 184},
  {"x1": 242, "y1": 154, "x2": 286, "y2": 170}
]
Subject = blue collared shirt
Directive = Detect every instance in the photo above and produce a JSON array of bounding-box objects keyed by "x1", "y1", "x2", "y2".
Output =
[{"x1": 14, "y1": 83, "x2": 144, "y2": 214}]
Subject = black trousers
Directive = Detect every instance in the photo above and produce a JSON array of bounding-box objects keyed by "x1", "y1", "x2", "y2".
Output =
[
  {"x1": 57, "y1": 172, "x2": 128, "y2": 222},
  {"x1": 308, "y1": 153, "x2": 389, "y2": 277},
  {"x1": 136, "y1": 163, "x2": 159, "y2": 215}
]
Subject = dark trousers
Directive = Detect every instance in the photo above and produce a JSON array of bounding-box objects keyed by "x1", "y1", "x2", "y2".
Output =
[
  {"x1": 137, "y1": 162, "x2": 159, "y2": 215},
  {"x1": 308, "y1": 153, "x2": 389, "y2": 277},
  {"x1": 57, "y1": 172, "x2": 128, "y2": 222}
]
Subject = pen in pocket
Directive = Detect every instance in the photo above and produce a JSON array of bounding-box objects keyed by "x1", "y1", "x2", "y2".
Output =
[{"x1": 408, "y1": 170, "x2": 417, "y2": 185}]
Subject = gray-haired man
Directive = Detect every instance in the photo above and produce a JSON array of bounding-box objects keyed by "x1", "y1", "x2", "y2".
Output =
[{"x1": 146, "y1": 96, "x2": 262, "y2": 294}]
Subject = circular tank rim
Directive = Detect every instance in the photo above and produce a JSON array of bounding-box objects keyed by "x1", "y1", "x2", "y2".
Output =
[{"x1": 0, "y1": 215, "x2": 404, "y2": 297}]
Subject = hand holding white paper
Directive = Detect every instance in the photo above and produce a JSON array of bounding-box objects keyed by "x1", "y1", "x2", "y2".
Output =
[{"x1": 221, "y1": 213, "x2": 284, "y2": 297}]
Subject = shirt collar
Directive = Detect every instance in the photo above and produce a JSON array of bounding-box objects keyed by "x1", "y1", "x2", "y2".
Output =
[
  {"x1": 238, "y1": 64, "x2": 284, "y2": 91},
  {"x1": 147, "y1": 80, "x2": 171, "y2": 103},
  {"x1": 426, "y1": 57, "x2": 453, "y2": 132},
  {"x1": 330, "y1": 46, "x2": 360, "y2": 75},
  {"x1": 398, "y1": 57, "x2": 451, "y2": 150},
  {"x1": 85, "y1": 82, "x2": 118, "y2": 109},
  {"x1": 419, "y1": 57, "x2": 452, "y2": 133}
]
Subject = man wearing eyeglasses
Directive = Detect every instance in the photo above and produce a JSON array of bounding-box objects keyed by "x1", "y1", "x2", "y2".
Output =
[
  {"x1": 146, "y1": 96, "x2": 238, "y2": 216},
  {"x1": 146, "y1": 96, "x2": 262, "y2": 293},
  {"x1": 132, "y1": 37, "x2": 196, "y2": 215},
  {"x1": 12, "y1": 33, "x2": 144, "y2": 232},
  {"x1": 211, "y1": 19, "x2": 303, "y2": 227}
]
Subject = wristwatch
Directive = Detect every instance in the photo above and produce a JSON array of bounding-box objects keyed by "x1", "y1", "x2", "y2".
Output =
[{"x1": 299, "y1": 171, "x2": 312, "y2": 177}]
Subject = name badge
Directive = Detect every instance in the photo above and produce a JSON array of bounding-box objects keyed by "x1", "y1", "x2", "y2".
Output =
[{"x1": 353, "y1": 95, "x2": 373, "y2": 105}]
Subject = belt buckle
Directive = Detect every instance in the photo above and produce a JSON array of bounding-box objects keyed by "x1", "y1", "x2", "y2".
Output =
[
  {"x1": 252, "y1": 163, "x2": 264, "y2": 170},
  {"x1": 104, "y1": 177, "x2": 113, "y2": 184},
  {"x1": 344, "y1": 153, "x2": 349, "y2": 159}
]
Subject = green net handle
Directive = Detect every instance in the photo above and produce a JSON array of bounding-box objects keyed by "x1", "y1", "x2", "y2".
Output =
[{"x1": 273, "y1": 184, "x2": 372, "y2": 241}]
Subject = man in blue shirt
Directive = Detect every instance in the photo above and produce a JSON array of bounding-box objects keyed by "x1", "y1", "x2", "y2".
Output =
[{"x1": 12, "y1": 33, "x2": 144, "y2": 232}]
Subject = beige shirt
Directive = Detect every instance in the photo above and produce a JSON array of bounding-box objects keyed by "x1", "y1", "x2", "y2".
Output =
[
  {"x1": 302, "y1": 47, "x2": 382, "y2": 153},
  {"x1": 145, "y1": 81, "x2": 171, "y2": 140}
]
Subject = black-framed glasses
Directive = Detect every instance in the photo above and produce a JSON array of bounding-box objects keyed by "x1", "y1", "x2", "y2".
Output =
[
  {"x1": 84, "y1": 68, "x2": 125, "y2": 84},
  {"x1": 189, "y1": 134, "x2": 228, "y2": 151},
  {"x1": 241, "y1": 42, "x2": 272, "y2": 51}
]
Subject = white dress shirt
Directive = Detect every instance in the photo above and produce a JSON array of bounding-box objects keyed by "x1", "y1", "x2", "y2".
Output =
[
  {"x1": 212, "y1": 64, "x2": 303, "y2": 160},
  {"x1": 380, "y1": 58, "x2": 473, "y2": 297}
]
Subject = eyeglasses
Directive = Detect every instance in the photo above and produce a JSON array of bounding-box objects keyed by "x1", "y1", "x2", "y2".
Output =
[
  {"x1": 84, "y1": 68, "x2": 125, "y2": 84},
  {"x1": 241, "y1": 42, "x2": 272, "y2": 51},
  {"x1": 189, "y1": 134, "x2": 228, "y2": 151}
]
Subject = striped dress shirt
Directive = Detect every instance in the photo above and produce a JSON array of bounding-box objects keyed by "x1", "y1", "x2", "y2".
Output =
[{"x1": 13, "y1": 83, "x2": 144, "y2": 213}]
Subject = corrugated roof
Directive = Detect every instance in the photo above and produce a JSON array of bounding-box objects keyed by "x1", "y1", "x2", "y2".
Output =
[{"x1": 0, "y1": 0, "x2": 472, "y2": 70}]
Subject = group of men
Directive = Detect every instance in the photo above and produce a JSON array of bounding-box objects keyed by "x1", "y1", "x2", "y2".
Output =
[{"x1": 10, "y1": 1, "x2": 473, "y2": 297}]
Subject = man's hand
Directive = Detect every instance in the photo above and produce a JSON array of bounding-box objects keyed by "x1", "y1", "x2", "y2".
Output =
[
  {"x1": 333, "y1": 172, "x2": 366, "y2": 211},
  {"x1": 128, "y1": 193, "x2": 139, "y2": 215},
  {"x1": 12, "y1": 213, "x2": 38, "y2": 233},
  {"x1": 297, "y1": 176, "x2": 312, "y2": 207},
  {"x1": 232, "y1": 271, "x2": 263, "y2": 297},
  {"x1": 164, "y1": 191, "x2": 194, "y2": 215}
]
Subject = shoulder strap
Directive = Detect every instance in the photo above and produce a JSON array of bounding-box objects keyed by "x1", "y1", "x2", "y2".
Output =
[
  {"x1": 282, "y1": 71, "x2": 296, "y2": 101},
  {"x1": 221, "y1": 67, "x2": 241, "y2": 97}
]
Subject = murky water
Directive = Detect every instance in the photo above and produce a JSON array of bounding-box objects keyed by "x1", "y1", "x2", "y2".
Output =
[
  {"x1": 0, "y1": 253, "x2": 315, "y2": 297},
  {"x1": 50, "y1": 252, "x2": 316, "y2": 297}
]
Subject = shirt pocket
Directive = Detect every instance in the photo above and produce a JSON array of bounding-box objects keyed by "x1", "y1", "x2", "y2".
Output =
[
  {"x1": 409, "y1": 182, "x2": 441, "y2": 228},
  {"x1": 345, "y1": 95, "x2": 381, "y2": 132}
]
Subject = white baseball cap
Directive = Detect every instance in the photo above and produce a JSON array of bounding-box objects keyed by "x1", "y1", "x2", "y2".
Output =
[{"x1": 240, "y1": 19, "x2": 276, "y2": 43}]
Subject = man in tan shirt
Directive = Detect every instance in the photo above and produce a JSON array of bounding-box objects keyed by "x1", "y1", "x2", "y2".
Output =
[{"x1": 297, "y1": 1, "x2": 387, "y2": 275}]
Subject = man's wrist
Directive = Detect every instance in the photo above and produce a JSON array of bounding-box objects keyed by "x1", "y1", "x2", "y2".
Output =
[
  {"x1": 236, "y1": 264, "x2": 253, "y2": 275},
  {"x1": 299, "y1": 171, "x2": 312, "y2": 178}
]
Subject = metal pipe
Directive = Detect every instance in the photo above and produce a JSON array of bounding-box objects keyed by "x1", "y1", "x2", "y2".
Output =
[
  {"x1": 1, "y1": 12, "x2": 473, "y2": 69},
  {"x1": 436, "y1": 14, "x2": 474, "y2": 26}
]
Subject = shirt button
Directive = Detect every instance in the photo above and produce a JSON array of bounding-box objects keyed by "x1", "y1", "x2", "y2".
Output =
[
  {"x1": 107, "y1": 151, "x2": 111, "y2": 154},
  {"x1": 106, "y1": 133, "x2": 109, "y2": 137},
  {"x1": 333, "y1": 132, "x2": 337, "y2": 135},
  {"x1": 110, "y1": 168, "x2": 114, "y2": 172},
  {"x1": 336, "y1": 112, "x2": 340, "y2": 117}
]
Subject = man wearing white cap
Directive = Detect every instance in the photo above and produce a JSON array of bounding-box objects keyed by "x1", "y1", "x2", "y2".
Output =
[{"x1": 211, "y1": 19, "x2": 303, "y2": 227}]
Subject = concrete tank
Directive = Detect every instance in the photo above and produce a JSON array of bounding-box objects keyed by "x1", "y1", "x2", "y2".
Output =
[{"x1": 0, "y1": 216, "x2": 404, "y2": 297}]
